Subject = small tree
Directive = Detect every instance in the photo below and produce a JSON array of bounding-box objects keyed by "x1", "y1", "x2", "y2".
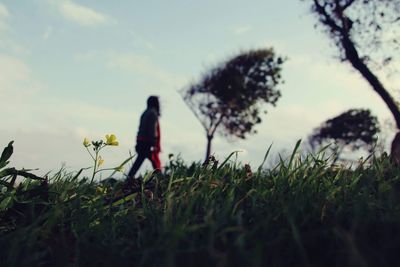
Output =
[
  {"x1": 181, "y1": 49, "x2": 284, "y2": 160},
  {"x1": 308, "y1": 108, "x2": 380, "y2": 161}
]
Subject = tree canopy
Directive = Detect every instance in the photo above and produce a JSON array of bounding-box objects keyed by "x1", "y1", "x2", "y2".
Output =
[
  {"x1": 308, "y1": 109, "x2": 380, "y2": 158},
  {"x1": 181, "y1": 48, "x2": 284, "y2": 160}
]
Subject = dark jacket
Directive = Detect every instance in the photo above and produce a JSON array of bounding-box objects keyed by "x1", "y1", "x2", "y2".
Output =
[{"x1": 137, "y1": 108, "x2": 158, "y2": 145}]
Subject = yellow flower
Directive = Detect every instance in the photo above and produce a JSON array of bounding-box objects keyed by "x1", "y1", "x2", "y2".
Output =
[
  {"x1": 114, "y1": 166, "x2": 124, "y2": 172},
  {"x1": 83, "y1": 137, "x2": 91, "y2": 147},
  {"x1": 105, "y1": 134, "x2": 119, "y2": 146},
  {"x1": 98, "y1": 156, "x2": 105, "y2": 167},
  {"x1": 96, "y1": 186, "x2": 105, "y2": 194}
]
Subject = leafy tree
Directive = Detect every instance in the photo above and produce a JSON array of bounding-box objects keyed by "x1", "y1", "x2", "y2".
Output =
[
  {"x1": 181, "y1": 49, "x2": 284, "y2": 160},
  {"x1": 308, "y1": 108, "x2": 380, "y2": 161},
  {"x1": 304, "y1": 0, "x2": 400, "y2": 153}
]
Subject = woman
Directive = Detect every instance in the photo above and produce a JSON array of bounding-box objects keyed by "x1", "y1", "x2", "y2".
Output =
[{"x1": 127, "y1": 96, "x2": 162, "y2": 181}]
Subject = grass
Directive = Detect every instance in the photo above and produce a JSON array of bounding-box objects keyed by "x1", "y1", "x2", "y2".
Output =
[{"x1": 1, "y1": 142, "x2": 400, "y2": 266}]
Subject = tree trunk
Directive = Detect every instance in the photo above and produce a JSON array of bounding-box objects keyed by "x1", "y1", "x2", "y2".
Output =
[
  {"x1": 205, "y1": 135, "x2": 213, "y2": 161},
  {"x1": 341, "y1": 36, "x2": 400, "y2": 161},
  {"x1": 391, "y1": 132, "x2": 400, "y2": 165},
  {"x1": 341, "y1": 36, "x2": 400, "y2": 129}
]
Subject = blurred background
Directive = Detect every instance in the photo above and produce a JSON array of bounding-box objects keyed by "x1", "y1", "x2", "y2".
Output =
[{"x1": 0, "y1": 0, "x2": 397, "y2": 176}]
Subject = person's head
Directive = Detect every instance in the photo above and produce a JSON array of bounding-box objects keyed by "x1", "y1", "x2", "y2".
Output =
[{"x1": 147, "y1": 95, "x2": 160, "y2": 115}]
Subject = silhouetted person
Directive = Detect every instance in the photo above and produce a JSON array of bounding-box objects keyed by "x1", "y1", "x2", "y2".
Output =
[{"x1": 127, "y1": 96, "x2": 162, "y2": 181}]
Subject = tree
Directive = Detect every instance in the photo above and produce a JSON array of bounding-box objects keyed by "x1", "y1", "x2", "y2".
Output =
[
  {"x1": 181, "y1": 49, "x2": 284, "y2": 160},
  {"x1": 305, "y1": 0, "x2": 400, "y2": 154},
  {"x1": 308, "y1": 108, "x2": 380, "y2": 161}
]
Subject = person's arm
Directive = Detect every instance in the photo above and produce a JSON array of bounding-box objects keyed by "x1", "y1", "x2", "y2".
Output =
[{"x1": 147, "y1": 111, "x2": 158, "y2": 146}]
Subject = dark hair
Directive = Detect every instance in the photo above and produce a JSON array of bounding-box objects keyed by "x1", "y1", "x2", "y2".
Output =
[{"x1": 147, "y1": 96, "x2": 160, "y2": 115}]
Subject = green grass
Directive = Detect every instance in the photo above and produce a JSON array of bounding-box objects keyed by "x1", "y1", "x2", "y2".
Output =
[{"x1": 1, "y1": 145, "x2": 400, "y2": 266}]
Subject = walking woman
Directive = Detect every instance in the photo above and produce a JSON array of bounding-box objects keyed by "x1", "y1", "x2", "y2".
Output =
[{"x1": 127, "y1": 96, "x2": 162, "y2": 181}]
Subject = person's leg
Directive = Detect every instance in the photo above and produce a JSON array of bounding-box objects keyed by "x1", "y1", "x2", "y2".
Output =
[
  {"x1": 127, "y1": 153, "x2": 146, "y2": 180},
  {"x1": 127, "y1": 141, "x2": 150, "y2": 180},
  {"x1": 150, "y1": 151, "x2": 161, "y2": 171}
]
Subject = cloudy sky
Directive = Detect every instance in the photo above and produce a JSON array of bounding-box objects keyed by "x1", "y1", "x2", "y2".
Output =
[{"x1": 0, "y1": 0, "x2": 397, "y2": 177}]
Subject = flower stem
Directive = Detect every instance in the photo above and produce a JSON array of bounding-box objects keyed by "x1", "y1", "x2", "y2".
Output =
[
  {"x1": 86, "y1": 147, "x2": 95, "y2": 161},
  {"x1": 91, "y1": 150, "x2": 99, "y2": 183}
]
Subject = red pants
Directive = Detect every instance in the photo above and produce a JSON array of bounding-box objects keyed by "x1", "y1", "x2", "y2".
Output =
[{"x1": 151, "y1": 150, "x2": 162, "y2": 170}]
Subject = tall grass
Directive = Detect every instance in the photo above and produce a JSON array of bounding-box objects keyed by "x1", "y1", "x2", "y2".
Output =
[{"x1": 1, "y1": 147, "x2": 400, "y2": 266}]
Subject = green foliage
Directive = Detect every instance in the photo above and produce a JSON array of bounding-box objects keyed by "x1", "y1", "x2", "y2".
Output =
[
  {"x1": 0, "y1": 141, "x2": 45, "y2": 189},
  {"x1": 0, "y1": 141, "x2": 13, "y2": 169},
  {"x1": 181, "y1": 48, "x2": 284, "y2": 159},
  {"x1": 183, "y1": 48, "x2": 284, "y2": 139},
  {"x1": 2, "y1": 141, "x2": 400, "y2": 266},
  {"x1": 309, "y1": 109, "x2": 380, "y2": 156}
]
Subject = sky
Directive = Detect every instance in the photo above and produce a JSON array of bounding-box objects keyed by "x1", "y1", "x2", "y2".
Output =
[{"x1": 0, "y1": 0, "x2": 398, "y2": 177}]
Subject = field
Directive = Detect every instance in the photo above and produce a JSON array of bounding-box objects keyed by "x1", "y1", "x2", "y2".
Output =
[{"x1": 1, "y1": 142, "x2": 400, "y2": 267}]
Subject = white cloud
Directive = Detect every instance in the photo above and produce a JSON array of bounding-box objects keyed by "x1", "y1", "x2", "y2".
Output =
[
  {"x1": 234, "y1": 25, "x2": 252, "y2": 35},
  {"x1": 42, "y1": 26, "x2": 53, "y2": 40},
  {"x1": 0, "y1": 3, "x2": 29, "y2": 54},
  {"x1": 0, "y1": 3, "x2": 9, "y2": 18},
  {"x1": 53, "y1": 0, "x2": 110, "y2": 26},
  {"x1": 129, "y1": 30, "x2": 156, "y2": 50},
  {"x1": 0, "y1": 53, "x2": 46, "y2": 132},
  {"x1": 0, "y1": 53, "x2": 37, "y2": 94},
  {"x1": 107, "y1": 52, "x2": 188, "y2": 88},
  {"x1": 286, "y1": 53, "x2": 391, "y2": 115},
  {"x1": 74, "y1": 50, "x2": 98, "y2": 61},
  {"x1": 0, "y1": 38, "x2": 29, "y2": 54},
  {"x1": 0, "y1": 3, "x2": 9, "y2": 31}
]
